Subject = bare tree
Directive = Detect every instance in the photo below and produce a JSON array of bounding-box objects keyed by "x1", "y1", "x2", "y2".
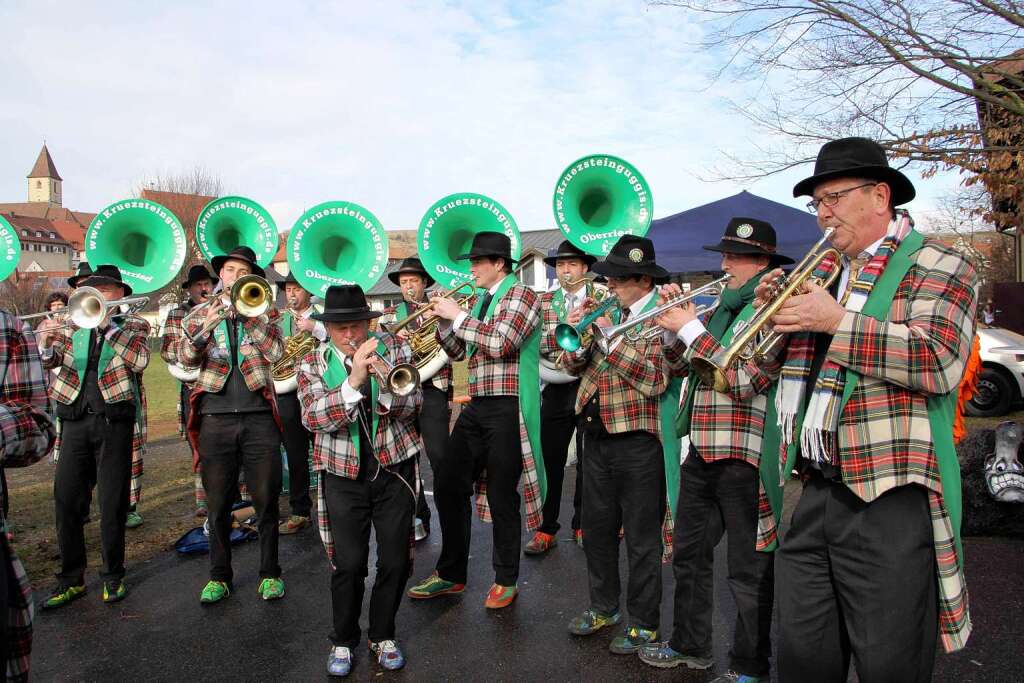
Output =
[
  {"x1": 659, "y1": 1, "x2": 1024, "y2": 227},
  {"x1": 0, "y1": 273, "x2": 58, "y2": 321}
]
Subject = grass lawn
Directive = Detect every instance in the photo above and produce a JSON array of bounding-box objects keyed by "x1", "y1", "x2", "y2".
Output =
[{"x1": 143, "y1": 349, "x2": 184, "y2": 441}]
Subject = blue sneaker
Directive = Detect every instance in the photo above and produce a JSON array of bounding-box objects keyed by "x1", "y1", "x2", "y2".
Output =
[
  {"x1": 638, "y1": 641, "x2": 714, "y2": 669},
  {"x1": 710, "y1": 672, "x2": 760, "y2": 683},
  {"x1": 369, "y1": 639, "x2": 405, "y2": 671},
  {"x1": 327, "y1": 646, "x2": 352, "y2": 677}
]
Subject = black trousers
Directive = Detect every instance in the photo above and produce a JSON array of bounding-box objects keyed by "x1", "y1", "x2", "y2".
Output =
[
  {"x1": 324, "y1": 457, "x2": 416, "y2": 647},
  {"x1": 0, "y1": 531, "x2": 11, "y2": 675},
  {"x1": 670, "y1": 451, "x2": 773, "y2": 677},
  {"x1": 198, "y1": 413, "x2": 282, "y2": 584},
  {"x1": 54, "y1": 413, "x2": 133, "y2": 585},
  {"x1": 538, "y1": 381, "x2": 582, "y2": 535},
  {"x1": 777, "y1": 475, "x2": 938, "y2": 683},
  {"x1": 415, "y1": 384, "x2": 450, "y2": 529},
  {"x1": 582, "y1": 428, "x2": 665, "y2": 629},
  {"x1": 278, "y1": 391, "x2": 313, "y2": 518},
  {"x1": 434, "y1": 396, "x2": 523, "y2": 586}
]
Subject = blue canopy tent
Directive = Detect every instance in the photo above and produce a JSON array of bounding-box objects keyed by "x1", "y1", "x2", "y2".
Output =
[{"x1": 647, "y1": 191, "x2": 822, "y2": 274}]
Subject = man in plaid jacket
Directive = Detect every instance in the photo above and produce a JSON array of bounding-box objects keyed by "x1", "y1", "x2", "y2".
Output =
[
  {"x1": 296, "y1": 284, "x2": 421, "y2": 676},
  {"x1": 560, "y1": 235, "x2": 672, "y2": 656},
  {"x1": 527, "y1": 240, "x2": 596, "y2": 554},
  {"x1": 640, "y1": 218, "x2": 794, "y2": 682},
  {"x1": 765, "y1": 138, "x2": 977, "y2": 681},
  {"x1": 173, "y1": 246, "x2": 286, "y2": 605},
  {"x1": 36, "y1": 265, "x2": 150, "y2": 609},
  {"x1": 407, "y1": 232, "x2": 543, "y2": 610},
  {"x1": 1, "y1": 308, "x2": 57, "y2": 683},
  {"x1": 378, "y1": 257, "x2": 452, "y2": 542}
]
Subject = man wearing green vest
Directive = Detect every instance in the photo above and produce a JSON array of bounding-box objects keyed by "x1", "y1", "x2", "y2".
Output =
[
  {"x1": 277, "y1": 272, "x2": 327, "y2": 535},
  {"x1": 407, "y1": 232, "x2": 544, "y2": 610},
  {"x1": 379, "y1": 257, "x2": 451, "y2": 541},
  {"x1": 561, "y1": 235, "x2": 676, "y2": 656},
  {"x1": 639, "y1": 218, "x2": 794, "y2": 683},
  {"x1": 767, "y1": 138, "x2": 977, "y2": 681},
  {"x1": 37, "y1": 265, "x2": 151, "y2": 608}
]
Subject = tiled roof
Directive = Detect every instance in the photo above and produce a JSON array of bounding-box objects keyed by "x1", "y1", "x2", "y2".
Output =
[
  {"x1": 27, "y1": 144, "x2": 61, "y2": 180},
  {"x1": 7, "y1": 215, "x2": 72, "y2": 245}
]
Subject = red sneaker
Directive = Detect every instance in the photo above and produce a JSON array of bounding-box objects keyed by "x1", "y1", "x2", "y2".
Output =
[
  {"x1": 524, "y1": 531, "x2": 557, "y2": 555},
  {"x1": 484, "y1": 583, "x2": 518, "y2": 609}
]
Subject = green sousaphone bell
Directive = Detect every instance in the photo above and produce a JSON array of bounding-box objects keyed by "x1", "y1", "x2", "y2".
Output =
[{"x1": 0, "y1": 215, "x2": 21, "y2": 282}]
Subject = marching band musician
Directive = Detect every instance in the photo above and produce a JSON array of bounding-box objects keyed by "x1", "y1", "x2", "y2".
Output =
[
  {"x1": 296, "y1": 284, "x2": 422, "y2": 677},
  {"x1": 160, "y1": 264, "x2": 219, "y2": 517},
  {"x1": 560, "y1": 235, "x2": 676, "y2": 656},
  {"x1": 379, "y1": 257, "x2": 451, "y2": 541},
  {"x1": 277, "y1": 272, "x2": 327, "y2": 536},
  {"x1": 526, "y1": 240, "x2": 595, "y2": 555},
  {"x1": 407, "y1": 231, "x2": 544, "y2": 610},
  {"x1": 36, "y1": 265, "x2": 150, "y2": 609},
  {"x1": 640, "y1": 218, "x2": 794, "y2": 682},
  {"x1": 174, "y1": 246, "x2": 286, "y2": 605}
]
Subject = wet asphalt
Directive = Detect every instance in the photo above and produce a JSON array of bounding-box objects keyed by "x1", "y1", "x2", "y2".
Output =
[{"x1": 29, "y1": 462, "x2": 1024, "y2": 682}]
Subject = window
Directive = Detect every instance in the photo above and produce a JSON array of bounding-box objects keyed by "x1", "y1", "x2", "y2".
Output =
[
  {"x1": 518, "y1": 258, "x2": 536, "y2": 287},
  {"x1": 49, "y1": 232, "x2": 55, "y2": 238},
  {"x1": 35, "y1": 180, "x2": 41, "y2": 188},
  {"x1": 34, "y1": 231, "x2": 41, "y2": 237},
  {"x1": 20, "y1": 229, "x2": 27, "y2": 236}
]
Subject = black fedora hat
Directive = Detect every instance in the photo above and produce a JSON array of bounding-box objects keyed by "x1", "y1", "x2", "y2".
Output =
[
  {"x1": 68, "y1": 261, "x2": 92, "y2": 288},
  {"x1": 792, "y1": 137, "x2": 916, "y2": 206},
  {"x1": 456, "y1": 231, "x2": 517, "y2": 263},
  {"x1": 543, "y1": 240, "x2": 597, "y2": 268},
  {"x1": 311, "y1": 285, "x2": 382, "y2": 323},
  {"x1": 78, "y1": 264, "x2": 133, "y2": 296},
  {"x1": 387, "y1": 257, "x2": 436, "y2": 287},
  {"x1": 590, "y1": 235, "x2": 670, "y2": 284},
  {"x1": 703, "y1": 217, "x2": 795, "y2": 266},
  {"x1": 181, "y1": 264, "x2": 219, "y2": 290},
  {"x1": 211, "y1": 246, "x2": 266, "y2": 279}
]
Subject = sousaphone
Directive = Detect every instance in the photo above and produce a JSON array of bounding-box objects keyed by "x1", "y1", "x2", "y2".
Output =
[
  {"x1": 0, "y1": 215, "x2": 20, "y2": 281},
  {"x1": 195, "y1": 195, "x2": 279, "y2": 269}
]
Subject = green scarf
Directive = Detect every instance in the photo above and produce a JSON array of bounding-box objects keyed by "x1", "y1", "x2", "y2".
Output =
[
  {"x1": 213, "y1": 319, "x2": 245, "y2": 369},
  {"x1": 830, "y1": 229, "x2": 963, "y2": 566},
  {"x1": 468, "y1": 275, "x2": 546, "y2": 502},
  {"x1": 675, "y1": 270, "x2": 766, "y2": 438},
  {"x1": 321, "y1": 337, "x2": 386, "y2": 458},
  {"x1": 72, "y1": 328, "x2": 116, "y2": 384},
  {"x1": 281, "y1": 310, "x2": 294, "y2": 336}
]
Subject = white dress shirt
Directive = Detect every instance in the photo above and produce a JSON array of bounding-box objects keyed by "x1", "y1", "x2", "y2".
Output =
[
  {"x1": 604, "y1": 288, "x2": 657, "y2": 353},
  {"x1": 336, "y1": 346, "x2": 393, "y2": 413}
]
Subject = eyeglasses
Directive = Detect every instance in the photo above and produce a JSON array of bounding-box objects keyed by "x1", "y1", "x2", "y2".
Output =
[{"x1": 806, "y1": 182, "x2": 878, "y2": 213}]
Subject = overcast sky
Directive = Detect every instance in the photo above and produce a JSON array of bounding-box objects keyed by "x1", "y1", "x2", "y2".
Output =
[{"x1": 1, "y1": 1, "x2": 960, "y2": 233}]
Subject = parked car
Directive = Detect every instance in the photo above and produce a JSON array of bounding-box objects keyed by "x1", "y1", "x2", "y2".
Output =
[{"x1": 968, "y1": 327, "x2": 1024, "y2": 417}]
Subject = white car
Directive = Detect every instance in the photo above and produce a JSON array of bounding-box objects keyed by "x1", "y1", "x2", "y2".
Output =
[{"x1": 968, "y1": 327, "x2": 1024, "y2": 417}]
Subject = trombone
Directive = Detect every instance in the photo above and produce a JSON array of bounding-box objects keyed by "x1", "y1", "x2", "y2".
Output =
[
  {"x1": 690, "y1": 229, "x2": 841, "y2": 393},
  {"x1": 382, "y1": 277, "x2": 477, "y2": 335},
  {"x1": 22, "y1": 286, "x2": 149, "y2": 333},
  {"x1": 592, "y1": 275, "x2": 731, "y2": 354},
  {"x1": 184, "y1": 274, "x2": 274, "y2": 342}
]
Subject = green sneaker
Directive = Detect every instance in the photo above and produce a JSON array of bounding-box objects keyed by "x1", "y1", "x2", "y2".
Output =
[
  {"x1": 125, "y1": 511, "x2": 144, "y2": 529},
  {"x1": 258, "y1": 577, "x2": 285, "y2": 601},
  {"x1": 407, "y1": 572, "x2": 466, "y2": 599},
  {"x1": 568, "y1": 608, "x2": 622, "y2": 636},
  {"x1": 609, "y1": 625, "x2": 658, "y2": 654},
  {"x1": 41, "y1": 584, "x2": 86, "y2": 610},
  {"x1": 200, "y1": 580, "x2": 231, "y2": 604},
  {"x1": 102, "y1": 580, "x2": 127, "y2": 603}
]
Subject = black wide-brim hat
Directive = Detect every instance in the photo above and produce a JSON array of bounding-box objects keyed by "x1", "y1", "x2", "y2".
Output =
[
  {"x1": 456, "y1": 231, "x2": 518, "y2": 263},
  {"x1": 543, "y1": 240, "x2": 597, "y2": 268},
  {"x1": 387, "y1": 257, "x2": 436, "y2": 287},
  {"x1": 78, "y1": 264, "x2": 133, "y2": 296},
  {"x1": 68, "y1": 261, "x2": 92, "y2": 288},
  {"x1": 211, "y1": 246, "x2": 266, "y2": 279},
  {"x1": 181, "y1": 264, "x2": 219, "y2": 290},
  {"x1": 311, "y1": 284, "x2": 382, "y2": 323},
  {"x1": 792, "y1": 137, "x2": 916, "y2": 207},
  {"x1": 702, "y1": 217, "x2": 795, "y2": 267},
  {"x1": 590, "y1": 235, "x2": 670, "y2": 284}
]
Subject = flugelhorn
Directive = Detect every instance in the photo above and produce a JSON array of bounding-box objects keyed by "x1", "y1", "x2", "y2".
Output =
[
  {"x1": 593, "y1": 275, "x2": 731, "y2": 354},
  {"x1": 554, "y1": 294, "x2": 620, "y2": 353},
  {"x1": 371, "y1": 353, "x2": 421, "y2": 396},
  {"x1": 690, "y1": 229, "x2": 841, "y2": 393}
]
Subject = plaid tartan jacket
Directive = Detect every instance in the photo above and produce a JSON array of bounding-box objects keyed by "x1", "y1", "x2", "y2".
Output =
[
  {"x1": 665, "y1": 330, "x2": 781, "y2": 550},
  {"x1": 1, "y1": 310, "x2": 57, "y2": 683},
  {"x1": 42, "y1": 315, "x2": 150, "y2": 406},
  {"x1": 159, "y1": 303, "x2": 192, "y2": 436},
  {"x1": 437, "y1": 283, "x2": 541, "y2": 396},
  {"x1": 380, "y1": 299, "x2": 452, "y2": 392},
  {"x1": 174, "y1": 308, "x2": 284, "y2": 394},
  {"x1": 561, "y1": 310, "x2": 670, "y2": 436},
  {"x1": 538, "y1": 287, "x2": 593, "y2": 362}
]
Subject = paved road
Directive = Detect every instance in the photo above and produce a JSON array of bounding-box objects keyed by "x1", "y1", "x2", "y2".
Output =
[{"x1": 30, "y1": 455, "x2": 1024, "y2": 682}]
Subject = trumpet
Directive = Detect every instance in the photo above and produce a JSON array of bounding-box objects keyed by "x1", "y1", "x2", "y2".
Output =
[
  {"x1": 690, "y1": 229, "x2": 841, "y2": 393},
  {"x1": 593, "y1": 275, "x2": 731, "y2": 354},
  {"x1": 185, "y1": 274, "x2": 274, "y2": 342},
  {"x1": 23, "y1": 287, "x2": 149, "y2": 333}
]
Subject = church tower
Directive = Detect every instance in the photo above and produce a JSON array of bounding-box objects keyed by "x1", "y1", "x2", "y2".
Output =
[{"x1": 27, "y1": 144, "x2": 62, "y2": 206}]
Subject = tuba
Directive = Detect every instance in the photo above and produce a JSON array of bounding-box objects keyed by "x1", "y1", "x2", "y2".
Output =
[
  {"x1": 0, "y1": 215, "x2": 20, "y2": 281},
  {"x1": 195, "y1": 196, "x2": 279, "y2": 270},
  {"x1": 552, "y1": 154, "x2": 652, "y2": 258}
]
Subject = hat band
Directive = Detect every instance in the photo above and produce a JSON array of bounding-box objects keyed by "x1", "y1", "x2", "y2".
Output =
[
  {"x1": 720, "y1": 235, "x2": 776, "y2": 253},
  {"x1": 324, "y1": 306, "x2": 373, "y2": 314}
]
